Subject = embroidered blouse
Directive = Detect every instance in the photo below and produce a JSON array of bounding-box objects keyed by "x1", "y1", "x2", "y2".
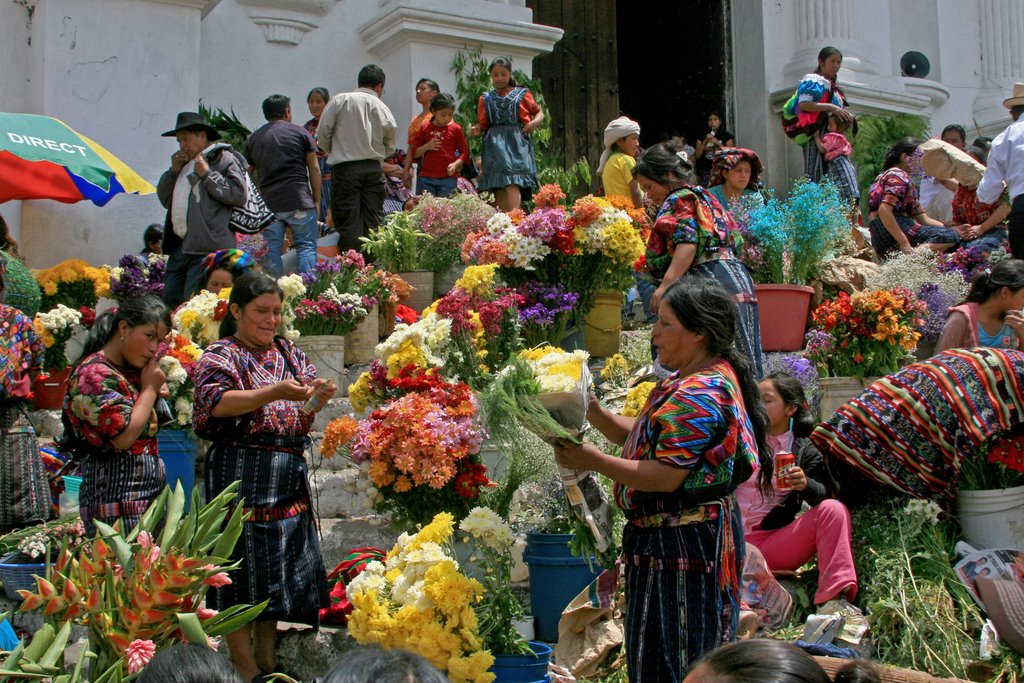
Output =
[
  {"x1": 614, "y1": 358, "x2": 759, "y2": 513},
  {"x1": 192, "y1": 336, "x2": 316, "y2": 440},
  {"x1": 63, "y1": 352, "x2": 159, "y2": 455},
  {"x1": 868, "y1": 168, "x2": 925, "y2": 216},
  {"x1": 645, "y1": 187, "x2": 741, "y2": 280}
]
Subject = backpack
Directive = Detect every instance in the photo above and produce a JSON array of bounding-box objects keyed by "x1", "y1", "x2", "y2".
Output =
[{"x1": 223, "y1": 149, "x2": 276, "y2": 235}]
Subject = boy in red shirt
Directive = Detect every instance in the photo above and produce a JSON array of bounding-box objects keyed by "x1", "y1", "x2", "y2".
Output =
[{"x1": 412, "y1": 93, "x2": 469, "y2": 197}]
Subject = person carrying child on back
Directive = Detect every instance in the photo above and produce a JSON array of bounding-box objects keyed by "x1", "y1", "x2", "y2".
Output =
[
  {"x1": 411, "y1": 93, "x2": 470, "y2": 198},
  {"x1": 814, "y1": 112, "x2": 862, "y2": 229}
]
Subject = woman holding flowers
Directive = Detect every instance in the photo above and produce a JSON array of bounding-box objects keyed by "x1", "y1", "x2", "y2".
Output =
[
  {"x1": 0, "y1": 254, "x2": 50, "y2": 531},
  {"x1": 192, "y1": 271, "x2": 335, "y2": 683},
  {"x1": 62, "y1": 295, "x2": 171, "y2": 536},
  {"x1": 554, "y1": 279, "x2": 772, "y2": 682},
  {"x1": 634, "y1": 144, "x2": 764, "y2": 378}
]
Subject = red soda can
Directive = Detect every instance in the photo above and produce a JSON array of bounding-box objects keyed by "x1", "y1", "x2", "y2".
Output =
[{"x1": 775, "y1": 451, "x2": 795, "y2": 490}]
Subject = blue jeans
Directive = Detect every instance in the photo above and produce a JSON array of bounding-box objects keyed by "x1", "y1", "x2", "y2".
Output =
[
  {"x1": 163, "y1": 249, "x2": 207, "y2": 307},
  {"x1": 264, "y1": 208, "x2": 318, "y2": 276},
  {"x1": 418, "y1": 176, "x2": 458, "y2": 198}
]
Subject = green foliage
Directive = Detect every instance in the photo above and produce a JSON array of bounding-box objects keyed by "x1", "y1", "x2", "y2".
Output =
[
  {"x1": 360, "y1": 211, "x2": 430, "y2": 272},
  {"x1": 537, "y1": 157, "x2": 593, "y2": 205},
  {"x1": 851, "y1": 113, "x2": 931, "y2": 211},
  {"x1": 198, "y1": 103, "x2": 252, "y2": 153},
  {"x1": 850, "y1": 492, "x2": 983, "y2": 678}
]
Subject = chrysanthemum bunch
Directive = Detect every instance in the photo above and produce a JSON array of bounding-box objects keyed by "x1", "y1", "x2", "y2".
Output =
[
  {"x1": 519, "y1": 345, "x2": 588, "y2": 393},
  {"x1": 33, "y1": 304, "x2": 83, "y2": 371},
  {"x1": 621, "y1": 381, "x2": 656, "y2": 417},
  {"x1": 158, "y1": 331, "x2": 203, "y2": 429},
  {"x1": 172, "y1": 289, "x2": 231, "y2": 348},
  {"x1": 35, "y1": 259, "x2": 110, "y2": 310},
  {"x1": 346, "y1": 512, "x2": 496, "y2": 683}
]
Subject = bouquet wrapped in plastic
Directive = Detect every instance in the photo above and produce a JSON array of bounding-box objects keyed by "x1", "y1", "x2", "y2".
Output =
[{"x1": 483, "y1": 346, "x2": 615, "y2": 565}]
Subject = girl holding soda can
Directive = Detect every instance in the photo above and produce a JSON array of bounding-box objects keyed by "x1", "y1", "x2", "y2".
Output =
[{"x1": 734, "y1": 372, "x2": 859, "y2": 610}]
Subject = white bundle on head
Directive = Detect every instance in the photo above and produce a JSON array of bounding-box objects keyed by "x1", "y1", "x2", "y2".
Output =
[{"x1": 597, "y1": 116, "x2": 641, "y2": 175}]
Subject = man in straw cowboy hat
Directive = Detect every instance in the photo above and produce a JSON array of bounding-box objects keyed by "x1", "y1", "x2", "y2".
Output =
[
  {"x1": 977, "y1": 83, "x2": 1024, "y2": 256},
  {"x1": 157, "y1": 112, "x2": 247, "y2": 308}
]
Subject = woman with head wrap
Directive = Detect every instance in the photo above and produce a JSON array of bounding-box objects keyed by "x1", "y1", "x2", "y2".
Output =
[
  {"x1": 598, "y1": 116, "x2": 643, "y2": 208},
  {"x1": 193, "y1": 249, "x2": 257, "y2": 297},
  {"x1": 707, "y1": 148, "x2": 765, "y2": 220}
]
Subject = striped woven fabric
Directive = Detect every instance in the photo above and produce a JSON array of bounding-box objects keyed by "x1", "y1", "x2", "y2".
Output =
[{"x1": 811, "y1": 348, "x2": 1024, "y2": 500}]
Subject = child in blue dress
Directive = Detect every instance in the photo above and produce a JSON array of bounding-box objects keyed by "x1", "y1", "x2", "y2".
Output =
[{"x1": 470, "y1": 57, "x2": 545, "y2": 211}]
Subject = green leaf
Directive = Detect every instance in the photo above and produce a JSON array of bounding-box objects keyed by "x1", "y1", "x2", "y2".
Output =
[
  {"x1": 94, "y1": 521, "x2": 133, "y2": 571},
  {"x1": 159, "y1": 482, "x2": 186, "y2": 549},
  {"x1": 175, "y1": 612, "x2": 209, "y2": 644},
  {"x1": 209, "y1": 503, "x2": 247, "y2": 560},
  {"x1": 127, "y1": 487, "x2": 168, "y2": 543},
  {"x1": 202, "y1": 601, "x2": 269, "y2": 637}
]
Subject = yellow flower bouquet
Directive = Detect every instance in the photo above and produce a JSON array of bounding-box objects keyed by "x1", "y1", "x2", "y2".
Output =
[{"x1": 35, "y1": 259, "x2": 110, "y2": 310}]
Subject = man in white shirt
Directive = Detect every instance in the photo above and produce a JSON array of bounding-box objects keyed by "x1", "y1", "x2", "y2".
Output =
[
  {"x1": 318, "y1": 64, "x2": 397, "y2": 253},
  {"x1": 977, "y1": 83, "x2": 1024, "y2": 256}
]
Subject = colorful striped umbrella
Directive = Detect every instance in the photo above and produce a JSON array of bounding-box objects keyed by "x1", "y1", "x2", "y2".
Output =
[{"x1": 0, "y1": 112, "x2": 155, "y2": 206}]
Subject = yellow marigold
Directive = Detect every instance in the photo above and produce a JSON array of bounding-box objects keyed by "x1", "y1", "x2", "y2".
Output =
[
  {"x1": 321, "y1": 416, "x2": 358, "y2": 458},
  {"x1": 455, "y1": 264, "x2": 499, "y2": 298},
  {"x1": 518, "y1": 345, "x2": 561, "y2": 362},
  {"x1": 407, "y1": 512, "x2": 454, "y2": 551},
  {"x1": 447, "y1": 651, "x2": 496, "y2": 683},
  {"x1": 622, "y1": 381, "x2": 656, "y2": 417},
  {"x1": 42, "y1": 281, "x2": 58, "y2": 296},
  {"x1": 348, "y1": 371, "x2": 375, "y2": 413},
  {"x1": 600, "y1": 353, "x2": 630, "y2": 384}
]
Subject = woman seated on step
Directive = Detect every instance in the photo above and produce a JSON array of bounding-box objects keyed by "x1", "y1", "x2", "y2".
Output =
[{"x1": 734, "y1": 371, "x2": 858, "y2": 613}]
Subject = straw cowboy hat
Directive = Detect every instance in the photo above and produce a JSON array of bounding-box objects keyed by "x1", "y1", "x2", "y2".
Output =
[{"x1": 1003, "y1": 83, "x2": 1024, "y2": 109}]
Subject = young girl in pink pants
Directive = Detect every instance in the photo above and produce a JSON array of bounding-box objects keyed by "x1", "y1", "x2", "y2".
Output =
[{"x1": 735, "y1": 372, "x2": 858, "y2": 607}]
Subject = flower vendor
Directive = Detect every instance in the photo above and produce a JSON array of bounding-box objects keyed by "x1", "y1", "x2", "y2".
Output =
[
  {"x1": 936, "y1": 259, "x2": 1024, "y2": 354},
  {"x1": 62, "y1": 295, "x2": 172, "y2": 535},
  {"x1": 634, "y1": 144, "x2": 764, "y2": 377},
  {"x1": 554, "y1": 279, "x2": 772, "y2": 681},
  {"x1": 0, "y1": 253, "x2": 50, "y2": 531},
  {"x1": 735, "y1": 372, "x2": 857, "y2": 615},
  {"x1": 192, "y1": 248, "x2": 257, "y2": 298},
  {"x1": 192, "y1": 272, "x2": 335, "y2": 682},
  {"x1": 707, "y1": 147, "x2": 765, "y2": 216},
  {"x1": 813, "y1": 348, "x2": 1024, "y2": 501}
]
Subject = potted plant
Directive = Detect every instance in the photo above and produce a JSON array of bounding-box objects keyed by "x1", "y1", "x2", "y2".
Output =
[
  {"x1": 32, "y1": 303, "x2": 84, "y2": 409},
  {"x1": 956, "y1": 437, "x2": 1024, "y2": 551},
  {"x1": 745, "y1": 178, "x2": 850, "y2": 351},
  {"x1": 361, "y1": 212, "x2": 434, "y2": 314},
  {"x1": 805, "y1": 287, "x2": 925, "y2": 418}
]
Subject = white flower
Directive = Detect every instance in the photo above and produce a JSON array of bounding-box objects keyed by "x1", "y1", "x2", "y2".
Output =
[
  {"x1": 505, "y1": 234, "x2": 549, "y2": 269},
  {"x1": 904, "y1": 499, "x2": 942, "y2": 525},
  {"x1": 174, "y1": 396, "x2": 193, "y2": 424},
  {"x1": 109, "y1": 266, "x2": 124, "y2": 282},
  {"x1": 486, "y1": 212, "x2": 514, "y2": 237},
  {"x1": 37, "y1": 304, "x2": 83, "y2": 333},
  {"x1": 159, "y1": 356, "x2": 188, "y2": 386},
  {"x1": 459, "y1": 507, "x2": 514, "y2": 552},
  {"x1": 347, "y1": 560, "x2": 386, "y2": 596},
  {"x1": 277, "y1": 274, "x2": 307, "y2": 300}
]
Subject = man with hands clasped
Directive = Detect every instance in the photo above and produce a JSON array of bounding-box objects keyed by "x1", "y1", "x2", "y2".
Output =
[{"x1": 158, "y1": 112, "x2": 247, "y2": 309}]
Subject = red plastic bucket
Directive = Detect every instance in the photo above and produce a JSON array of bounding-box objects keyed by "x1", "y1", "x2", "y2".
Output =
[{"x1": 755, "y1": 284, "x2": 815, "y2": 352}]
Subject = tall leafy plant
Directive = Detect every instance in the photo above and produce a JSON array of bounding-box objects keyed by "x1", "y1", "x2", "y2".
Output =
[
  {"x1": 360, "y1": 211, "x2": 430, "y2": 272},
  {"x1": 198, "y1": 103, "x2": 252, "y2": 153},
  {"x1": 850, "y1": 113, "x2": 930, "y2": 211}
]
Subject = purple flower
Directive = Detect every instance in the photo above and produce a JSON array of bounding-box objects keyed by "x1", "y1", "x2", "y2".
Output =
[
  {"x1": 110, "y1": 254, "x2": 164, "y2": 301},
  {"x1": 916, "y1": 282, "x2": 958, "y2": 344}
]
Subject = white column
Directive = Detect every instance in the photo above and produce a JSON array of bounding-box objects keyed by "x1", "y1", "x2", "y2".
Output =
[
  {"x1": 979, "y1": 0, "x2": 1024, "y2": 83},
  {"x1": 784, "y1": 0, "x2": 881, "y2": 85},
  {"x1": 974, "y1": 0, "x2": 1024, "y2": 136}
]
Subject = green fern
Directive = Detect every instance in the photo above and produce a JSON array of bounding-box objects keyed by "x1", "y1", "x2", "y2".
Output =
[{"x1": 850, "y1": 113, "x2": 931, "y2": 210}]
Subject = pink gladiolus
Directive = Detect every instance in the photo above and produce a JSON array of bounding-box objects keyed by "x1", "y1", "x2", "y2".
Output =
[
  {"x1": 197, "y1": 607, "x2": 219, "y2": 620},
  {"x1": 126, "y1": 639, "x2": 156, "y2": 674}
]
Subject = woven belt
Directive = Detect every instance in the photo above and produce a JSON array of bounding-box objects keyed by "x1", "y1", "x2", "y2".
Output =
[
  {"x1": 235, "y1": 499, "x2": 311, "y2": 523},
  {"x1": 92, "y1": 500, "x2": 152, "y2": 519},
  {"x1": 629, "y1": 503, "x2": 721, "y2": 528}
]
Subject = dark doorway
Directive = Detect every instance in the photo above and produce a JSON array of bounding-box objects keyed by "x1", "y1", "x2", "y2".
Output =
[{"x1": 616, "y1": 0, "x2": 732, "y2": 151}]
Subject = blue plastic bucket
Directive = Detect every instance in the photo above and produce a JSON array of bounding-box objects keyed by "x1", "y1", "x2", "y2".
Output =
[
  {"x1": 523, "y1": 533, "x2": 602, "y2": 642},
  {"x1": 157, "y1": 430, "x2": 197, "y2": 511},
  {"x1": 489, "y1": 641, "x2": 552, "y2": 683}
]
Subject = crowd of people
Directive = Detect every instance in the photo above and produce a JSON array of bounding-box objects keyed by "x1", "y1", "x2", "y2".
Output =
[{"x1": 4, "y1": 39, "x2": 1024, "y2": 683}]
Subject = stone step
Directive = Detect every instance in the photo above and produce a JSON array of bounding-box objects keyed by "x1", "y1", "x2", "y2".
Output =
[
  {"x1": 309, "y1": 468, "x2": 373, "y2": 519},
  {"x1": 317, "y1": 517, "x2": 397, "y2": 570}
]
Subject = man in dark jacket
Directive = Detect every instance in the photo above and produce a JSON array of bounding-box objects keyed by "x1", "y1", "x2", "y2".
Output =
[{"x1": 157, "y1": 112, "x2": 247, "y2": 307}]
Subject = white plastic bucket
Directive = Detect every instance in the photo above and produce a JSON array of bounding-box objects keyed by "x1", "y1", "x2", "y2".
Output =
[
  {"x1": 295, "y1": 335, "x2": 346, "y2": 386},
  {"x1": 956, "y1": 485, "x2": 1024, "y2": 550}
]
